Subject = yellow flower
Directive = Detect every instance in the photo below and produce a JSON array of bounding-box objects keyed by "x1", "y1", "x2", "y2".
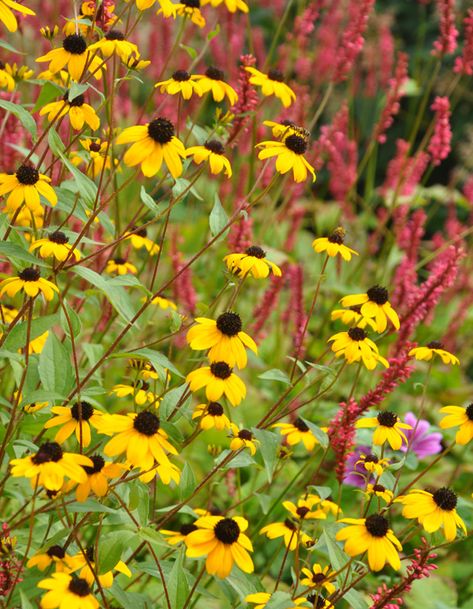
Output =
[
  {"x1": 40, "y1": 92, "x2": 100, "y2": 131},
  {"x1": 0, "y1": 303, "x2": 17, "y2": 324},
  {"x1": 312, "y1": 227, "x2": 359, "y2": 261},
  {"x1": 336, "y1": 514, "x2": 402, "y2": 571},
  {"x1": 192, "y1": 67, "x2": 238, "y2": 104},
  {"x1": 88, "y1": 29, "x2": 139, "y2": 61},
  {"x1": 340, "y1": 286, "x2": 400, "y2": 333},
  {"x1": 155, "y1": 69, "x2": 203, "y2": 100},
  {"x1": 124, "y1": 54, "x2": 151, "y2": 70},
  {"x1": 23, "y1": 398, "x2": 49, "y2": 413},
  {"x1": 229, "y1": 424, "x2": 257, "y2": 455},
  {"x1": 0, "y1": 61, "x2": 14, "y2": 91},
  {"x1": 395, "y1": 488, "x2": 466, "y2": 541},
  {"x1": 75, "y1": 455, "x2": 124, "y2": 502},
  {"x1": 192, "y1": 402, "x2": 231, "y2": 430},
  {"x1": 149, "y1": 295, "x2": 177, "y2": 309},
  {"x1": 116, "y1": 117, "x2": 187, "y2": 178},
  {"x1": 202, "y1": 0, "x2": 248, "y2": 12},
  {"x1": 224, "y1": 246, "x2": 282, "y2": 279},
  {"x1": 26, "y1": 330, "x2": 49, "y2": 354},
  {"x1": 36, "y1": 34, "x2": 104, "y2": 81},
  {"x1": 0, "y1": 0, "x2": 35, "y2": 33},
  {"x1": 300, "y1": 564, "x2": 336, "y2": 595},
  {"x1": 128, "y1": 358, "x2": 160, "y2": 380},
  {"x1": 27, "y1": 545, "x2": 76, "y2": 573},
  {"x1": 125, "y1": 226, "x2": 160, "y2": 255},
  {"x1": 355, "y1": 453, "x2": 390, "y2": 477},
  {"x1": 273, "y1": 418, "x2": 321, "y2": 452},
  {"x1": 169, "y1": 1, "x2": 206, "y2": 27},
  {"x1": 137, "y1": 459, "x2": 181, "y2": 484},
  {"x1": 356, "y1": 412, "x2": 412, "y2": 450},
  {"x1": 186, "y1": 361, "x2": 246, "y2": 406},
  {"x1": 186, "y1": 141, "x2": 232, "y2": 177},
  {"x1": 185, "y1": 515, "x2": 254, "y2": 578},
  {"x1": 328, "y1": 327, "x2": 389, "y2": 370},
  {"x1": 160, "y1": 522, "x2": 198, "y2": 545},
  {"x1": 44, "y1": 402, "x2": 102, "y2": 447},
  {"x1": 330, "y1": 307, "x2": 377, "y2": 331},
  {"x1": 38, "y1": 573, "x2": 98, "y2": 609},
  {"x1": 0, "y1": 267, "x2": 59, "y2": 301},
  {"x1": 30, "y1": 231, "x2": 81, "y2": 262},
  {"x1": 263, "y1": 120, "x2": 309, "y2": 140},
  {"x1": 40, "y1": 25, "x2": 59, "y2": 40},
  {"x1": 0, "y1": 165, "x2": 57, "y2": 212},
  {"x1": 260, "y1": 519, "x2": 313, "y2": 551},
  {"x1": 105, "y1": 257, "x2": 137, "y2": 275},
  {"x1": 111, "y1": 382, "x2": 159, "y2": 407},
  {"x1": 282, "y1": 496, "x2": 326, "y2": 521},
  {"x1": 409, "y1": 341, "x2": 459, "y2": 365},
  {"x1": 75, "y1": 138, "x2": 112, "y2": 178},
  {"x1": 256, "y1": 135, "x2": 315, "y2": 183},
  {"x1": 246, "y1": 67, "x2": 296, "y2": 107},
  {"x1": 3, "y1": 62, "x2": 33, "y2": 82},
  {"x1": 136, "y1": 0, "x2": 157, "y2": 8},
  {"x1": 70, "y1": 547, "x2": 131, "y2": 588},
  {"x1": 245, "y1": 593, "x2": 306, "y2": 609},
  {"x1": 439, "y1": 404, "x2": 473, "y2": 444},
  {"x1": 365, "y1": 483, "x2": 394, "y2": 503}
]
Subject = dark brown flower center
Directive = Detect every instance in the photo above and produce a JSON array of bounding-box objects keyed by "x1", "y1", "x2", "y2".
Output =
[
  {"x1": 268, "y1": 68, "x2": 284, "y2": 82},
  {"x1": 70, "y1": 401, "x2": 94, "y2": 421},
  {"x1": 210, "y1": 362, "x2": 232, "y2": 379},
  {"x1": 216, "y1": 312, "x2": 242, "y2": 336},
  {"x1": 327, "y1": 227, "x2": 345, "y2": 244},
  {"x1": 180, "y1": 523, "x2": 197, "y2": 535},
  {"x1": 85, "y1": 546, "x2": 95, "y2": 562},
  {"x1": 238, "y1": 429, "x2": 253, "y2": 441},
  {"x1": 63, "y1": 34, "x2": 87, "y2": 54},
  {"x1": 377, "y1": 411, "x2": 397, "y2": 427},
  {"x1": 205, "y1": 140, "x2": 225, "y2": 154},
  {"x1": 113, "y1": 257, "x2": 126, "y2": 265},
  {"x1": 0, "y1": 61, "x2": 5, "y2": 70},
  {"x1": 372, "y1": 484, "x2": 386, "y2": 493},
  {"x1": 294, "y1": 417, "x2": 309, "y2": 432},
  {"x1": 427, "y1": 341, "x2": 443, "y2": 349},
  {"x1": 365, "y1": 514, "x2": 389, "y2": 538},
  {"x1": 83, "y1": 455, "x2": 105, "y2": 475},
  {"x1": 214, "y1": 518, "x2": 240, "y2": 544},
  {"x1": 172, "y1": 69, "x2": 190, "y2": 81},
  {"x1": 105, "y1": 29, "x2": 125, "y2": 40},
  {"x1": 63, "y1": 92, "x2": 85, "y2": 107},
  {"x1": 348, "y1": 327, "x2": 366, "y2": 341},
  {"x1": 284, "y1": 518, "x2": 297, "y2": 531},
  {"x1": 364, "y1": 454, "x2": 379, "y2": 463},
  {"x1": 16, "y1": 165, "x2": 39, "y2": 185},
  {"x1": 68, "y1": 577, "x2": 91, "y2": 597},
  {"x1": 135, "y1": 227, "x2": 148, "y2": 237},
  {"x1": 18, "y1": 267, "x2": 40, "y2": 282},
  {"x1": 312, "y1": 572, "x2": 326, "y2": 584},
  {"x1": 296, "y1": 506, "x2": 310, "y2": 518},
  {"x1": 207, "y1": 402, "x2": 224, "y2": 416},
  {"x1": 307, "y1": 593, "x2": 327, "y2": 608},
  {"x1": 466, "y1": 404, "x2": 473, "y2": 421},
  {"x1": 205, "y1": 66, "x2": 224, "y2": 80},
  {"x1": 31, "y1": 442, "x2": 63, "y2": 464},
  {"x1": 245, "y1": 245, "x2": 265, "y2": 259},
  {"x1": 182, "y1": 0, "x2": 200, "y2": 6},
  {"x1": 49, "y1": 231, "x2": 69, "y2": 245},
  {"x1": 89, "y1": 142, "x2": 102, "y2": 152},
  {"x1": 148, "y1": 117, "x2": 175, "y2": 144},
  {"x1": 285, "y1": 134, "x2": 308, "y2": 155},
  {"x1": 133, "y1": 411, "x2": 160, "y2": 436},
  {"x1": 46, "y1": 545, "x2": 66, "y2": 559},
  {"x1": 367, "y1": 285, "x2": 389, "y2": 305},
  {"x1": 432, "y1": 487, "x2": 457, "y2": 511}
]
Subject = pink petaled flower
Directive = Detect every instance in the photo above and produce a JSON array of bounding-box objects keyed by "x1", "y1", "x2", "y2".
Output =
[
  {"x1": 314, "y1": 1, "x2": 344, "y2": 84},
  {"x1": 428, "y1": 96, "x2": 452, "y2": 165},
  {"x1": 379, "y1": 18, "x2": 395, "y2": 89},
  {"x1": 432, "y1": 0, "x2": 459, "y2": 56},
  {"x1": 0, "y1": 92, "x2": 24, "y2": 173},
  {"x1": 228, "y1": 55, "x2": 259, "y2": 145},
  {"x1": 227, "y1": 199, "x2": 253, "y2": 252},
  {"x1": 252, "y1": 269, "x2": 285, "y2": 339},
  {"x1": 454, "y1": 9, "x2": 473, "y2": 74},
  {"x1": 0, "y1": 523, "x2": 22, "y2": 597},
  {"x1": 401, "y1": 412, "x2": 443, "y2": 459},
  {"x1": 170, "y1": 232, "x2": 197, "y2": 317},
  {"x1": 381, "y1": 139, "x2": 429, "y2": 197},
  {"x1": 375, "y1": 52, "x2": 409, "y2": 144},
  {"x1": 328, "y1": 399, "x2": 359, "y2": 483},
  {"x1": 283, "y1": 264, "x2": 306, "y2": 354}
]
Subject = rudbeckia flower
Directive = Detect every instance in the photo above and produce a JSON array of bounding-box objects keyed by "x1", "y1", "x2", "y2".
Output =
[
  {"x1": 273, "y1": 418, "x2": 321, "y2": 451},
  {"x1": 75, "y1": 138, "x2": 112, "y2": 178},
  {"x1": 336, "y1": 514, "x2": 402, "y2": 571},
  {"x1": 192, "y1": 402, "x2": 231, "y2": 430},
  {"x1": 37, "y1": 573, "x2": 98, "y2": 609},
  {"x1": 124, "y1": 54, "x2": 151, "y2": 70},
  {"x1": 25, "y1": 330, "x2": 49, "y2": 355},
  {"x1": 263, "y1": 119, "x2": 309, "y2": 140},
  {"x1": 229, "y1": 425, "x2": 257, "y2": 455},
  {"x1": 75, "y1": 455, "x2": 124, "y2": 502},
  {"x1": 260, "y1": 518, "x2": 313, "y2": 551},
  {"x1": 0, "y1": 60, "x2": 14, "y2": 91},
  {"x1": 245, "y1": 594, "x2": 306, "y2": 609},
  {"x1": 328, "y1": 327, "x2": 389, "y2": 370},
  {"x1": 186, "y1": 312, "x2": 257, "y2": 369},
  {"x1": 355, "y1": 453, "x2": 390, "y2": 478},
  {"x1": 128, "y1": 358, "x2": 160, "y2": 380},
  {"x1": 160, "y1": 522, "x2": 198, "y2": 545},
  {"x1": 202, "y1": 0, "x2": 248, "y2": 11},
  {"x1": 312, "y1": 227, "x2": 359, "y2": 261},
  {"x1": 356, "y1": 412, "x2": 412, "y2": 450},
  {"x1": 185, "y1": 515, "x2": 254, "y2": 578},
  {"x1": 44, "y1": 402, "x2": 102, "y2": 447},
  {"x1": 192, "y1": 66, "x2": 238, "y2": 104},
  {"x1": 149, "y1": 295, "x2": 177, "y2": 309},
  {"x1": 171, "y1": 0, "x2": 206, "y2": 28},
  {"x1": 282, "y1": 496, "x2": 326, "y2": 521},
  {"x1": 88, "y1": 30, "x2": 139, "y2": 61},
  {"x1": 71, "y1": 547, "x2": 131, "y2": 588},
  {"x1": 116, "y1": 117, "x2": 187, "y2": 178},
  {"x1": 40, "y1": 92, "x2": 100, "y2": 131},
  {"x1": 0, "y1": 303, "x2": 17, "y2": 324},
  {"x1": 125, "y1": 227, "x2": 160, "y2": 255},
  {"x1": 105, "y1": 257, "x2": 137, "y2": 275},
  {"x1": 365, "y1": 483, "x2": 393, "y2": 503},
  {"x1": 256, "y1": 134, "x2": 315, "y2": 183},
  {"x1": 137, "y1": 460, "x2": 181, "y2": 484},
  {"x1": 330, "y1": 307, "x2": 376, "y2": 330},
  {"x1": 186, "y1": 361, "x2": 246, "y2": 406},
  {"x1": 36, "y1": 34, "x2": 104, "y2": 81},
  {"x1": 10, "y1": 442, "x2": 92, "y2": 491},
  {"x1": 300, "y1": 564, "x2": 336, "y2": 594},
  {"x1": 0, "y1": 165, "x2": 57, "y2": 212},
  {"x1": 409, "y1": 341, "x2": 459, "y2": 365},
  {"x1": 30, "y1": 231, "x2": 81, "y2": 262},
  {"x1": 340, "y1": 286, "x2": 400, "y2": 333},
  {"x1": 439, "y1": 404, "x2": 473, "y2": 445},
  {"x1": 136, "y1": 0, "x2": 157, "y2": 8},
  {"x1": 395, "y1": 487, "x2": 466, "y2": 541},
  {"x1": 186, "y1": 140, "x2": 232, "y2": 177},
  {"x1": 224, "y1": 246, "x2": 282, "y2": 279},
  {"x1": 0, "y1": 0, "x2": 35, "y2": 33},
  {"x1": 27, "y1": 545, "x2": 76, "y2": 573},
  {"x1": 111, "y1": 382, "x2": 159, "y2": 406},
  {"x1": 155, "y1": 69, "x2": 203, "y2": 100},
  {"x1": 0, "y1": 267, "x2": 59, "y2": 301},
  {"x1": 246, "y1": 67, "x2": 296, "y2": 107}
]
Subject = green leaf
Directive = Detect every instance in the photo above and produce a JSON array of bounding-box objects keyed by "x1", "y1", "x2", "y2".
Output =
[
  {"x1": 167, "y1": 547, "x2": 189, "y2": 608},
  {"x1": 3, "y1": 314, "x2": 59, "y2": 353},
  {"x1": 181, "y1": 43, "x2": 197, "y2": 59},
  {"x1": 38, "y1": 333, "x2": 73, "y2": 394},
  {"x1": 68, "y1": 82, "x2": 89, "y2": 101},
  {"x1": 0, "y1": 241, "x2": 48, "y2": 268},
  {"x1": 97, "y1": 531, "x2": 133, "y2": 575},
  {"x1": 67, "y1": 499, "x2": 118, "y2": 513},
  {"x1": 60, "y1": 301, "x2": 82, "y2": 337},
  {"x1": 124, "y1": 347, "x2": 183, "y2": 378},
  {"x1": 129, "y1": 481, "x2": 149, "y2": 526},
  {"x1": 179, "y1": 462, "x2": 196, "y2": 500},
  {"x1": 209, "y1": 192, "x2": 229, "y2": 238},
  {"x1": 258, "y1": 368, "x2": 291, "y2": 384},
  {"x1": 265, "y1": 591, "x2": 299, "y2": 609},
  {"x1": 0, "y1": 39, "x2": 23, "y2": 54},
  {"x1": 0, "y1": 99, "x2": 37, "y2": 140},
  {"x1": 20, "y1": 590, "x2": 36, "y2": 609},
  {"x1": 321, "y1": 528, "x2": 349, "y2": 574},
  {"x1": 160, "y1": 383, "x2": 191, "y2": 419},
  {"x1": 137, "y1": 527, "x2": 167, "y2": 548},
  {"x1": 301, "y1": 417, "x2": 329, "y2": 448},
  {"x1": 343, "y1": 589, "x2": 369, "y2": 609},
  {"x1": 253, "y1": 428, "x2": 280, "y2": 483},
  {"x1": 33, "y1": 81, "x2": 63, "y2": 113},
  {"x1": 140, "y1": 185, "x2": 159, "y2": 213}
]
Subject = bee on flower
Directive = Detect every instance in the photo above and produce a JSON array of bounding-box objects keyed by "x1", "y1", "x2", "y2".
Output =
[
  {"x1": 155, "y1": 69, "x2": 204, "y2": 100},
  {"x1": 0, "y1": 267, "x2": 59, "y2": 301},
  {"x1": 224, "y1": 246, "x2": 282, "y2": 279},
  {"x1": 0, "y1": 164, "x2": 57, "y2": 212},
  {"x1": 263, "y1": 119, "x2": 310, "y2": 140},
  {"x1": 36, "y1": 34, "x2": 104, "y2": 81},
  {"x1": 439, "y1": 403, "x2": 473, "y2": 444},
  {"x1": 340, "y1": 285, "x2": 400, "y2": 333},
  {"x1": 273, "y1": 418, "x2": 323, "y2": 451},
  {"x1": 43, "y1": 402, "x2": 102, "y2": 447},
  {"x1": 40, "y1": 92, "x2": 100, "y2": 131},
  {"x1": 246, "y1": 67, "x2": 296, "y2": 107},
  {"x1": 186, "y1": 140, "x2": 232, "y2": 177},
  {"x1": 30, "y1": 231, "x2": 81, "y2": 262},
  {"x1": 192, "y1": 66, "x2": 238, "y2": 104},
  {"x1": 192, "y1": 402, "x2": 232, "y2": 430},
  {"x1": 186, "y1": 361, "x2": 246, "y2": 406},
  {"x1": 229, "y1": 424, "x2": 257, "y2": 455},
  {"x1": 409, "y1": 341, "x2": 459, "y2": 365},
  {"x1": 256, "y1": 131, "x2": 315, "y2": 183},
  {"x1": 328, "y1": 327, "x2": 389, "y2": 370},
  {"x1": 312, "y1": 227, "x2": 359, "y2": 261},
  {"x1": 105, "y1": 257, "x2": 138, "y2": 275}
]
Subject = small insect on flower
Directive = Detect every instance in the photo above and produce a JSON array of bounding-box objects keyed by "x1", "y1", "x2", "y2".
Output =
[
  {"x1": 340, "y1": 285, "x2": 400, "y2": 333},
  {"x1": 193, "y1": 402, "x2": 232, "y2": 430},
  {"x1": 27, "y1": 545, "x2": 76, "y2": 573},
  {"x1": 300, "y1": 563, "x2": 337, "y2": 594},
  {"x1": 202, "y1": 0, "x2": 248, "y2": 13},
  {"x1": 0, "y1": 60, "x2": 14, "y2": 91},
  {"x1": 395, "y1": 488, "x2": 467, "y2": 541},
  {"x1": 70, "y1": 547, "x2": 131, "y2": 588},
  {"x1": 40, "y1": 92, "x2": 100, "y2": 131},
  {"x1": 439, "y1": 403, "x2": 473, "y2": 445},
  {"x1": 186, "y1": 140, "x2": 233, "y2": 177},
  {"x1": 0, "y1": 267, "x2": 59, "y2": 301},
  {"x1": 185, "y1": 515, "x2": 254, "y2": 578},
  {"x1": 88, "y1": 29, "x2": 139, "y2": 61},
  {"x1": 229, "y1": 424, "x2": 257, "y2": 455},
  {"x1": 186, "y1": 361, "x2": 246, "y2": 406},
  {"x1": 409, "y1": 341, "x2": 459, "y2": 365},
  {"x1": 0, "y1": 0, "x2": 35, "y2": 33},
  {"x1": 36, "y1": 34, "x2": 104, "y2": 81},
  {"x1": 75, "y1": 455, "x2": 125, "y2": 502},
  {"x1": 257, "y1": 132, "x2": 315, "y2": 183},
  {"x1": 336, "y1": 514, "x2": 402, "y2": 571},
  {"x1": 105, "y1": 257, "x2": 138, "y2": 275},
  {"x1": 273, "y1": 418, "x2": 322, "y2": 451},
  {"x1": 37, "y1": 573, "x2": 99, "y2": 609},
  {"x1": 224, "y1": 246, "x2": 282, "y2": 279},
  {"x1": 192, "y1": 66, "x2": 238, "y2": 105},
  {"x1": 260, "y1": 517, "x2": 313, "y2": 551},
  {"x1": 30, "y1": 231, "x2": 81, "y2": 262},
  {"x1": 356, "y1": 411, "x2": 412, "y2": 450},
  {"x1": 246, "y1": 67, "x2": 296, "y2": 107},
  {"x1": 116, "y1": 117, "x2": 187, "y2": 178},
  {"x1": 328, "y1": 327, "x2": 389, "y2": 370},
  {"x1": 125, "y1": 226, "x2": 160, "y2": 255},
  {"x1": 155, "y1": 69, "x2": 204, "y2": 100},
  {"x1": 44, "y1": 402, "x2": 102, "y2": 447},
  {"x1": 312, "y1": 227, "x2": 359, "y2": 261},
  {"x1": 0, "y1": 165, "x2": 57, "y2": 212},
  {"x1": 366, "y1": 483, "x2": 394, "y2": 503}
]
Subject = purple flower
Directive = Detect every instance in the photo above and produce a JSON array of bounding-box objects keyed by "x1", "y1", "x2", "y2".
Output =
[
  {"x1": 343, "y1": 445, "x2": 372, "y2": 488},
  {"x1": 401, "y1": 412, "x2": 443, "y2": 459}
]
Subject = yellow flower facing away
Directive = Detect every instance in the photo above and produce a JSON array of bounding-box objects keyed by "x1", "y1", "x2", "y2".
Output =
[
  {"x1": 24, "y1": 329, "x2": 49, "y2": 355},
  {"x1": 37, "y1": 572, "x2": 99, "y2": 609},
  {"x1": 0, "y1": 0, "x2": 35, "y2": 33},
  {"x1": 70, "y1": 547, "x2": 131, "y2": 588},
  {"x1": 356, "y1": 411, "x2": 412, "y2": 450},
  {"x1": 186, "y1": 141, "x2": 233, "y2": 177},
  {"x1": 111, "y1": 382, "x2": 160, "y2": 407},
  {"x1": 36, "y1": 34, "x2": 104, "y2": 81},
  {"x1": 186, "y1": 361, "x2": 246, "y2": 406},
  {"x1": 0, "y1": 165, "x2": 57, "y2": 212},
  {"x1": 136, "y1": 0, "x2": 157, "y2": 9},
  {"x1": 439, "y1": 404, "x2": 473, "y2": 444},
  {"x1": 27, "y1": 545, "x2": 77, "y2": 573},
  {"x1": 192, "y1": 66, "x2": 238, "y2": 105},
  {"x1": 105, "y1": 257, "x2": 138, "y2": 275},
  {"x1": 340, "y1": 285, "x2": 400, "y2": 333},
  {"x1": 365, "y1": 483, "x2": 394, "y2": 503},
  {"x1": 0, "y1": 61, "x2": 15, "y2": 91},
  {"x1": 3, "y1": 61, "x2": 33, "y2": 83},
  {"x1": 0, "y1": 267, "x2": 59, "y2": 301},
  {"x1": 328, "y1": 327, "x2": 389, "y2": 370},
  {"x1": 409, "y1": 341, "x2": 459, "y2": 365},
  {"x1": 160, "y1": 521, "x2": 199, "y2": 545},
  {"x1": 192, "y1": 402, "x2": 232, "y2": 430},
  {"x1": 202, "y1": 0, "x2": 249, "y2": 13},
  {"x1": 88, "y1": 29, "x2": 139, "y2": 61},
  {"x1": 246, "y1": 67, "x2": 296, "y2": 107},
  {"x1": 184, "y1": 515, "x2": 254, "y2": 578},
  {"x1": 174, "y1": 1, "x2": 206, "y2": 27},
  {"x1": 260, "y1": 518, "x2": 313, "y2": 551},
  {"x1": 75, "y1": 454, "x2": 125, "y2": 502},
  {"x1": 0, "y1": 303, "x2": 18, "y2": 324},
  {"x1": 43, "y1": 402, "x2": 103, "y2": 448},
  {"x1": 30, "y1": 231, "x2": 81, "y2": 262},
  {"x1": 256, "y1": 134, "x2": 316, "y2": 183},
  {"x1": 149, "y1": 295, "x2": 177, "y2": 310},
  {"x1": 125, "y1": 226, "x2": 160, "y2": 255},
  {"x1": 40, "y1": 92, "x2": 100, "y2": 131},
  {"x1": 336, "y1": 514, "x2": 402, "y2": 571},
  {"x1": 224, "y1": 246, "x2": 282, "y2": 279},
  {"x1": 282, "y1": 496, "x2": 327, "y2": 521},
  {"x1": 300, "y1": 563, "x2": 337, "y2": 595},
  {"x1": 124, "y1": 54, "x2": 151, "y2": 70},
  {"x1": 312, "y1": 227, "x2": 359, "y2": 261},
  {"x1": 330, "y1": 307, "x2": 377, "y2": 331},
  {"x1": 229, "y1": 424, "x2": 257, "y2": 455},
  {"x1": 75, "y1": 138, "x2": 112, "y2": 178},
  {"x1": 395, "y1": 488, "x2": 466, "y2": 541},
  {"x1": 155, "y1": 69, "x2": 204, "y2": 100},
  {"x1": 273, "y1": 418, "x2": 322, "y2": 452}
]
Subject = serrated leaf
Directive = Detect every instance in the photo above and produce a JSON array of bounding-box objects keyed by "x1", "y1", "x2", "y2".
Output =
[
  {"x1": 258, "y1": 368, "x2": 291, "y2": 384},
  {"x1": 0, "y1": 99, "x2": 37, "y2": 139},
  {"x1": 38, "y1": 333, "x2": 73, "y2": 394},
  {"x1": 253, "y1": 428, "x2": 280, "y2": 482},
  {"x1": 209, "y1": 193, "x2": 229, "y2": 238}
]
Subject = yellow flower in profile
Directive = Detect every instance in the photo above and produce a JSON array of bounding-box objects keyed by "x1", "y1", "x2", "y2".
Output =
[
  {"x1": 330, "y1": 307, "x2": 376, "y2": 330},
  {"x1": 44, "y1": 402, "x2": 102, "y2": 447},
  {"x1": 336, "y1": 514, "x2": 402, "y2": 571},
  {"x1": 192, "y1": 67, "x2": 238, "y2": 105},
  {"x1": 283, "y1": 496, "x2": 327, "y2": 521},
  {"x1": 439, "y1": 404, "x2": 473, "y2": 444},
  {"x1": 246, "y1": 67, "x2": 296, "y2": 107},
  {"x1": 366, "y1": 483, "x2": 393, "y2": 503},
  {"x1": 229, "y1": 424, "x2": 257, "y2": 455},
  {"x1": 75, "y1": 455, "x2": 124, "y2": 502},
  {"x1": 202, "y1": 0, "x2": 248, "y2": 12},
  {"x1": 36, "y1": 34, "x2": 104, "y2": 81},
  {"x1": 23, "y1": 397, "x2": 49, "y2": 413},
  {"x1": 409, "y1": 341, "x2": 459, "y2": 365},
  {"x1": 105, "y1": 257, "x2": 137, "y2": 275},
  {"x1": 0, "y1": 267, "x2": 59, "y2": 301},
  {"x1": 71, "y1": 547, "x2": 131, "y2": 588},
  {"x1": 88, "y1": 30, "x2": 139, "y2": 61},
  {"x1": 3, "y1": 62, "x2": 33, "y2": 83},
  {"x1": 193, "y1": 402, "x2": 231, "y2": 430},
  {"x1": 395, "y1": 488, "x2": 466, "y2": 541},
  {"x1": 300, "y1": 563, "x2": 336, "y2": 595},
  {"x1": 260, "y1": 518, "x2": 312, "y2": 551},
  {"x1": 0, "y1": 61, "x2": 14, "y2": 91},
  {"x1": 256, "y1": 134, "x2": 315, "y2": 183},
  {"x1": 356, "y1": 412, "x2": 412, "y2": 450},
  {"x1": 125, "y1": 226, "x2": 160, "y2": 255},
  {"x1": 186, "y1": 141, "x2": 232, "y2": 177},
  {"x1": 186, "y1": 361, "x2": 246, "y2": 406},
  {"x1": 124, "y1": 54, "x2": 151, "y2": 71},
  {"x1": 313, "y1": 227, "x2": 359, "y2": 261},
  {"x1": 160, "y1": 522, "x2": 198, "y2": 545},
  {"x1": 0, "y1": 303, "x2": 17, "y2": 324},
  {"x1": 185, "y1": 515, "x2": 254, "y2": 578},
  {"x1": 25, "y1": 330, "x2": 49, "y2": 355},
  {"x1": 149, "y1": 295, "x2": 177, "y2": 310},
  {"x1": 37, "y1": 573, "x2": 98, "y2": 609},
  {"x1": 40, "y1": 92, "x2": 100, "y2": 131},
  {"x1": 136, "y1": 0, "x2": 157, "y2": 8},
  {"x1": 328, "y1": 327, "x2": 389, "y2": 370},
  {"x1": 27, "y1": 545, "x2": 76, "y2": 573},
  {"x1": 30, "y1": 231, "x2": 81, "y2": 262},
  {"x1": 0, "y1": 165, "x2": 57, "y2": 212},
  {"x1": 224, "y1": 246, "x2": 282, "y2": 279},
  {"x1": 75, "y1": 138, "x2": 112, "y2": 178},
  {"x1": 273, "y1": 418, "x2": 322, "y2": 452},
  {"x1": 155, "y1": 69, "x2": 203, "y2": 100},
  {"x1": 0, "y1": 0, "x2": 35, "y2": 33},
  {"x1": 116, "y1": 117, "x2": 187, "y2": 178},
  {"x1": 340, "y1": 286, "x2": 400, "y2": 333}
]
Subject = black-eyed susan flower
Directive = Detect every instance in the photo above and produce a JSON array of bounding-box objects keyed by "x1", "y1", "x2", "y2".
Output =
[
  {"x1": 125, "y1": 226, "x2": 160, "y2": 255},
  {"x1": 185, "y1": 515, "x2": 253, "y2": 578},
  {"x1": 356, "y1": 412, "x2": 412, "y2": 451},
  {"x1": 409, "y1": 341, "x2": 459, "y2": 365},
  {"x1": 38, "y1": 573, "x2": 98, "y2": 609},
  {"x1": 193, "y1": 402, "x2": 231, "y2": 430},
  {"x1": 10, "y1": 442, "x2": 92, "y2": 491},
  {"x1": 105, "y1": 257, "x2": 137, "y2": 275},
  {"x1": 30, "y1": 231, "x2": 81, "y2": 262},
  {"x1": 116, "y1": 117, "x2": 187, "y2": 178},
  {"x1": 305, "y1": 593, "x2": 332, "y2": 609},
  {"x1": 246, "y1": 67, "x2": 296, "y2": 107},
  {"x1": 273, "y1": 418, "x2": 321, "y2": 452},
  {"x1": 88, "y1": 30, "x2": 139, "y2": 61},
  {"x1": 40, "y1": 92, "x2": 100, "y2": 131},
  {"x1": 229, "y1": 425, "x2": 257, "y2": 455},
  {"x1": 22, "y1": 398, "x2": 49, "y2": 413},
  {"x1": 355, "y1": 453, "x2": 390, "y2": 478},
  {"x1": 149, "y1": 295, "x2": 177, "y2": 309},
  {"x1": 0, "y1": 267, "x2": 59, "y2": 301},
  {"x1": 260, "y1": 518, "x2": 312, "y2": 551},
  {"x1": 27, "y1": 545, "x2": 76, "y2": 573},
  {"x1": 395, "y1": 488, "x2": 466, "y2": 541},
  {"x1": 44, "y1": 402, "x2": 102, "y2": 447},
  {"x1": 0, "y1": 61, "x2": 14, "y2": 91},
  {"x1": 282, "y1": 496, "x2": 326, "y2": 521},
  {"x1": 71, "y1": 547, "x2": 131, "y2": 588},
  {"x1": 300, "y1": 564, "x2": 336, "y2": 594},
  {"x1": 186, "y1": 362, "x2": 246, "y2": 406},
  {"x1": 75, "y1": 455, "x2": 124, "y2": 502},
  {"x1": 124, "y1": 54, "x2": 151, "y2": 70},
  {"x1": 330, "y1": 307, "x2": 377, "y2": 330},
  {"x1": 155, "y1": 69, "x2": 203, "y2": 100},
  {"x1": 160, "y1": 522, "x2": 198, "y2": 545},
  {"x1": 256, "y1": 135, "x2": 315, "y2": 183},
  {"x1": 0, "y1": 0, "x2": 35, "y2": 32},
  {"x1": 0, "y1": 165, "x2": 57, "y2": 211},
  {"x1": 263, "y1": 119, "x2": 309, "y2": 140},
  {"x1": 336, "y1": 514, "x2": 402, "y2": 571},
  {"x1": 129, "y1": 358, "x2": 160, "y2": 381},
  {"x1": 137, "y1": 0, "x2": 157, "y2": 8},
  {"x1": 172, "y1": 0, "x2": 206, "y2": 27},
  {"x1": 75, "y1": 138, "x2": 112, "y2": 178},
  {"x1": 138, "y1": 459, "x2": 181, "y2": 484},
  {"x1": 340, "y1": 286, "x2": 400, "y2": 333},
  {"x1": 0, "y1": 303, "x2": 17, "y2": 324},
  {"x1": 328, "y1": 327, "x2": 389, "y2": 370},
  {"x1": 111, "y1": 382, "x2": 159, "y2": 406},
  {"x1": 192, "y1": 66, "x2": 238, "y2": 104},
  {"x1": 224, "y1": 246, "x2": 282, "y2": 279},
  {"x1": 440, "y1": 404, "x2": 473, "y2": 444},
  {"x1": 186, "y1": 140, "x2": 232, "y2": 177},
  {"x1": 36, "y1": 34, "x2": 104, "y2": 81},
  {"x1": 366, "y1": 483, "x2": 393, "y2": 503},
  {"x1": 186, "y1": 312, "x2": 257, "y2": 369},
  {"x1": 245, "y1": 594, "x2": 306, "y2": 609},
  {"x1": 318, "y1": 496, "x2": 340, "y2": 516},
  {"x1": 312, "y1": 227, "x2": 359, "y2": 261},
  {"x1": 202, "y1": 0, "x2": 248, "y2": 12}
]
